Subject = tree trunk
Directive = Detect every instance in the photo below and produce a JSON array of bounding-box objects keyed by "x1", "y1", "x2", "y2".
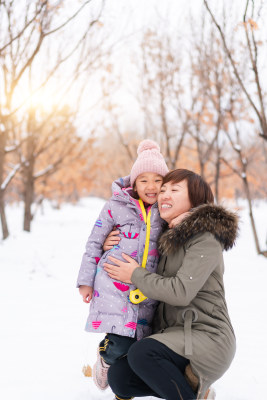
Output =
[
  {"x1": 242, "y1": 175, "x2": 267, "y2": 258},
  {"x1": 214, "y1": 157, "x2": 220, "y2": 203},
  {"x1": 0, "y1": 130, "x2": 9, "y2": 239},
  {"x1": 0, "y1": 191, "x2": 9, "y2": 239},
  {"x1": 199, "y1": 159, "x2": 205, "y2": 179},
  {"x1": 23, "y1": 176, "x2": 34, "y2": 232},
  {"x1": 23, "y1": 126, "x2": 35, "y2": 232},
  {"x1": 214, "y1": 140, "x2": 221, "y2": 203}
]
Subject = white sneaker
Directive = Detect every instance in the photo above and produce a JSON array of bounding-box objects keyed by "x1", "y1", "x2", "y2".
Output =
[
  {"x1": 204, "y1": 386, "x2": 216, "y2": 399},
  {"x1": 92, "y1": 351, "x2": 110, "y2": 390}
]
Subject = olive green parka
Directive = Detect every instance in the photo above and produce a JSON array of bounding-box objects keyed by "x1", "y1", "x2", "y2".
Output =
[{"x1": 131, "y1": 204, "x2": 238, "y2": 399}]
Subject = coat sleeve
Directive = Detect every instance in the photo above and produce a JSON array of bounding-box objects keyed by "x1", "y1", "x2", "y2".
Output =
[
  {"x1": 131, "y1": 233, "x2": 223, "y2": 306},
  {"x1": 76, "y1": 200, "x2": 115, "y2": 288}
]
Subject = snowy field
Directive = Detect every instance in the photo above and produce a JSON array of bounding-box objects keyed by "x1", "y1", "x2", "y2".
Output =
[{"x1": 0, "y1": 198, "x2": 267, "y2": 400}]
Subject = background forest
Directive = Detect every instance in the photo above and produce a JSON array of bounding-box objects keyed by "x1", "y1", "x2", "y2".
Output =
[
  {"x1": 1, "y1": 0, "x2": 267, "y2": 255},
  {"x1": 1, "y1": 2, "x2": 267, "y2": 400}
]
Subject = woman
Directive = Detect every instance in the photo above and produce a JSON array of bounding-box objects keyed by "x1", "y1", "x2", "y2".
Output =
[{"x1": 103, "y1": 169, "x2": 238, "y2": 400}]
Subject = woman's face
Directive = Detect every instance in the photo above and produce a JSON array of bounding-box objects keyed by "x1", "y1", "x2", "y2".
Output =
[{"x1": 158, "y1": 179, "x2": 191, "y2": 223}]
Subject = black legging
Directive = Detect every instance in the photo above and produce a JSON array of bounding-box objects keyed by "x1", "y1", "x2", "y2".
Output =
[{"x1": 108, "y1": 338, "x2": 197, "y2": 400}]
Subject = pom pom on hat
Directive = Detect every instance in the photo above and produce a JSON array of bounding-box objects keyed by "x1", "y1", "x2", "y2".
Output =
[
  {"x1": 137, "y1": 139, "x2": 160, "y2": 154},
  {"x1": 130, "y1": 139, "x2": 169, "y2": 186}
]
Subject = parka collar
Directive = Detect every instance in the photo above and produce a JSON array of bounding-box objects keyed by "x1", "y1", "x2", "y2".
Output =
[
  {"x1": 111, "y1": 175, "x2": 134, "y2": 203},
  {"x1": 158, "y1": 203, "x2": 239, "y2": 255},
  {"x1": 111, "y1": 175, "x2": 160, "y2": 212}
]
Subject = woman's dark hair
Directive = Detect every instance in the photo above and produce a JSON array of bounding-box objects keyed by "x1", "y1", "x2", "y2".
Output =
[{"x1": 162, "y1": 169, "x2": 214, "y2": 207}]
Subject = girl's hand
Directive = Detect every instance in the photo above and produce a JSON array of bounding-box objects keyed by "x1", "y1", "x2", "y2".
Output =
[
  {"x1": 169, "y1": 211, "x2": 191, "y2": 228},
  {"x1": 103, "y1": 229, "x2": 120, "y2": 251},
  {"x1": 79, "y1": 285, "x2": 93, "y2": 303},
  {"x1": 103, "y1": 253, "x2": 140, "y2": 283}
]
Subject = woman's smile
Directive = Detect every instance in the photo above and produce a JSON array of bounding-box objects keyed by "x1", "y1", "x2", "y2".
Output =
[{"x1": 161, "y1": 203, "x2": 172, "y2": 208}]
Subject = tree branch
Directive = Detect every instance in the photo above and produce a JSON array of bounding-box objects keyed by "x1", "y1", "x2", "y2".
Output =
[
  {"x1": 0, "y1": 1, "x2": 48, "y2": 54},
  {"x1": 203, "y1": 0, "x2": 263, "y2": 129}
]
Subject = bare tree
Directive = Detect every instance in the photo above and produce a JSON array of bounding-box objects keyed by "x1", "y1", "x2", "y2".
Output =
[
  {"x1": 181, "y1": 8, "x2": 249, "y2": 201},
  {"x1": 18, "y1": 105, "x2": 84, "y2": 231},
  {"x1": 201, "y1": 0, "x2": 267, "y2": 257},
  {"x1": 220, "y1": 114, "x2": 267, "y2": 257},
  {"x1": 204, "y1": 0, "x2": 267, "y2": 141},
  {"x1": 137, "y1": 30, "x2": 191, "y2": 168},
  {"x1": 0, "y1": 0, "x2": 105, "y2": 238}
]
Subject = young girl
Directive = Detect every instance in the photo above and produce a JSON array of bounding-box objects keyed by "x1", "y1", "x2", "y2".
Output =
[{"x1": 77, "y1": 139, "x2": 169, "y2": 391}]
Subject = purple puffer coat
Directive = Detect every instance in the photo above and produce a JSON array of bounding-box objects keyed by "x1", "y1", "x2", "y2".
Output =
[{"x1": 77, "y1": 176, "x2": 165, "y2": 340}]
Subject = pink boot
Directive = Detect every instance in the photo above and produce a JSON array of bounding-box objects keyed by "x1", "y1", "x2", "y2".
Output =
[{"x1": 92, "y1": 351, "x2": 110, "y2": 390}]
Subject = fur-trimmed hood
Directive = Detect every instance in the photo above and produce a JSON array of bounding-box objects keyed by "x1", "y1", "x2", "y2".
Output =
[{"x1": 158, "y1": 203, "x2": 239, "y2": 255}]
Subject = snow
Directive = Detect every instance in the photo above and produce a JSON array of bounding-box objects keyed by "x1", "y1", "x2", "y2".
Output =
[
  {"x1": 234, "y1": 144, "x2": 241, "y2": 152},
  {"x1": 0, "y1": 198, "x2": 267, "y2": 400},
  {"x1": 0, "y1": 163, "x2": 21, "y2": 190},
  {"x1": 34, "y1": 164, "x2": 54, "y2": 179}
]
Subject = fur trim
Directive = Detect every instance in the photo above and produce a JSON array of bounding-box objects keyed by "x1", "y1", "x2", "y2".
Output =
[{"x1": 158, "y1": 204, "x2": 239, "y2": 255}]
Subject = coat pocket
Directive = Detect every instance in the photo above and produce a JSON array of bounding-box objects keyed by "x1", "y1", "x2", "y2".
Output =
[{"x1": 191, "y1": 297, "x2": 215, "y2": 318}]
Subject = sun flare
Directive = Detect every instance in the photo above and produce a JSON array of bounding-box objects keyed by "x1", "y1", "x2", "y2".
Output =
[{"x1": 13, "y1": 80, "x2": 72, "y2": 114}]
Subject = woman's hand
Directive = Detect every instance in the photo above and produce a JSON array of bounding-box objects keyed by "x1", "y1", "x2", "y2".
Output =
[
  {"x1": 79, "y1": 285, "x2": 93, "y2": 303},
  {"x1": 103, "y1": 229, "x2": 120, "y2": 251},
  {"x1": 169, "y1": 211, "x2": 191, "y2": 228},
  {"x1": 103, "y1": 253, "x2": 140, "y2": 283}
]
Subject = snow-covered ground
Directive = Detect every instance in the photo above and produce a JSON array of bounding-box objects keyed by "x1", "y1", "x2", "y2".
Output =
[{"x1": 0, "y1": 198, "x2": 266, "y2": 400}]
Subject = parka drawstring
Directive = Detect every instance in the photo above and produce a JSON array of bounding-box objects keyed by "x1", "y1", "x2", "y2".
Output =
[
  {"x1": 182, "y1": 308, "x2": 198, "y2": 356},
  {"x1": 129, "y1": 199, "x2": 152, "y2": 304}
]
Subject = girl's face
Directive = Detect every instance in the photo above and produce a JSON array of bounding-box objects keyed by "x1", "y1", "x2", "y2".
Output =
[
  {"x1": 134, "y1": 172, "x2": 163, "y2": 205},
  {"x1": 158, "y1": 179, "x2": 191, "y2": 223}
]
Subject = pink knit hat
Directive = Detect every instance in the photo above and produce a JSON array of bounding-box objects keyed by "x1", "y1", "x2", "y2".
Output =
[{"x1": 130, "y1": 139, "x2": 169, "y2": 186}]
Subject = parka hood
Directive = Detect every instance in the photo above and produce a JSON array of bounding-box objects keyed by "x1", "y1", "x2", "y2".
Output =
[
  {"x1": 158, "y1": 203, "x2": 239, "y2": 255},
  {"x1": 111, "y1": 175, "x2": 134, "y2": 203}
]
